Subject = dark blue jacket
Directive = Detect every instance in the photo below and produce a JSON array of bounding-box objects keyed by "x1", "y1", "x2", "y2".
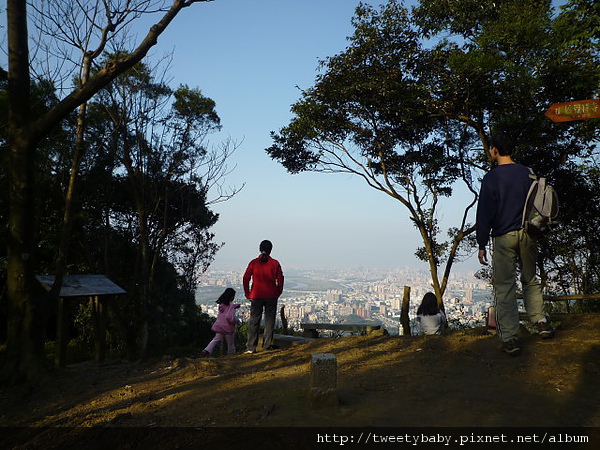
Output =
[{"x1": 476, "y1": 163, "x2": 533, "y2": 249}]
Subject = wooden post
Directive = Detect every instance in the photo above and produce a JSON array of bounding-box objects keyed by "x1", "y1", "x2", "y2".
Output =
[
  {"x1": 56, "y1": 297, "x2": 68, "y2": 368},
  {"x1": 400, "y1": 285, "x2": 411, "y2": 336},
  {"x1": 280, "y1": 305, "x2": 289, "y2": 335},
  {"x1": 95, "y1": 296, "x2": 109, "y2": 363},
  {"x1": 486, "y1": 306, "x2": 497, "y2": 335}
]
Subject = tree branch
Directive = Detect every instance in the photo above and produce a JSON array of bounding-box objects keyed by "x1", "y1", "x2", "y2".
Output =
[{"x1": 28, "y1": 0, "x2": 213, "y2": 146}]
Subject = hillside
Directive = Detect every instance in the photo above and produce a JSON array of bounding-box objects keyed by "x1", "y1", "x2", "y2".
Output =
[{"x1": 1, "y1": 313, "x2": 599, "y2": 447}]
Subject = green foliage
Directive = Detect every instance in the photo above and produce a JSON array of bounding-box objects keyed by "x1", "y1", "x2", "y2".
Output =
[
  {"x1": 555, "y1": 0, "x2": 600, "y2": 51},
  {"x1": 538, "y1": 162, "x2": 600, "y2": 304},
  {"x1": 266, "y1": 0, "x2": 600, "y2": 302},
  {"x1": 0, "y1": 58, "x2": 224, "y2": 359},
  {"x1": 73, "y1": 57, "x2": 225, "y2": 357},
  {"x1": 172, "y1": 85, "x2": 221, "y2": 131}
]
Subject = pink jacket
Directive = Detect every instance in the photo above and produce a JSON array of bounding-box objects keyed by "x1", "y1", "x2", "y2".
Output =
[{"x1": 211, "y1": 303, "x2": 240, "y2": 334}]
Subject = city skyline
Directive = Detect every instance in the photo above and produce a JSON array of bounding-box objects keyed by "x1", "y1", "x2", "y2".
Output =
[{"x1": 197, "y1": 265, "x2": 493, "y2": 335}]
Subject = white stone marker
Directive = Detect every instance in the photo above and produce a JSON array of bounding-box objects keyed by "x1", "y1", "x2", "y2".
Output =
[{"x1": 309, "y1": 353, "x2": 338, "y2": 407}]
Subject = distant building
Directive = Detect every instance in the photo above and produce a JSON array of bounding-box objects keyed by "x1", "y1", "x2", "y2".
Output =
[
  {"x1": 355, "y1": 307, "x2": 370, "y2": 319},
  {"x1": 340, "y1": 305, "x2": 353, "y2": 316},
  {"x1": 326, "y1": 289, "x2": 342, "y2": 303},
  {"x1": 465, "y1": 288, "x2": 473, "y2": 302}
]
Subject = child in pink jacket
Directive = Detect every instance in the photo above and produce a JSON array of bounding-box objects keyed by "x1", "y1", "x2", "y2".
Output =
[{"x1": 202, "y1": 288, "x2": 240, "y2": 356}]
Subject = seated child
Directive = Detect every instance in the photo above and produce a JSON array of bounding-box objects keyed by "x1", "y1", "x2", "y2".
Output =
[{"x1": 417, "y1": 292, "x2": 447, "y2": 335}]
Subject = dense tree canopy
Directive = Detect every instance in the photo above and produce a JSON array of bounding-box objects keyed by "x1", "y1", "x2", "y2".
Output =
[
  {"x1": 82, "y1": 58, "x2": 229, "y2": 356},
  {"x1": 267, "y1": 0, "x2": 600, "y2": 305},
  {"x1": 1, "y1": 0, "x2": 220, "y2": 384},
  {"x1": 0, "y1": 57, "x2": 231, "y2": 361}
]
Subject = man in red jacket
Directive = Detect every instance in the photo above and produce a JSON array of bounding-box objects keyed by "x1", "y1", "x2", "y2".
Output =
[{"x1": 243, "y1": 240, "x2": 284, "y2": 353}]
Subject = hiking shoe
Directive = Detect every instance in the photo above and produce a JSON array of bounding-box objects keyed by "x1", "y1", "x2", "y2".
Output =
[
  {"x1": 265, "y1": 345, "x2": 280, "y2": 351},
  {"x1": 536, "y1": 321, "x2": 555, "y2": 339},
  {"x1": 200, "y1": 350, "x2": 210, "y2": 357},
  {"x1": 501, "y1": 339, "x2": 522, "y2": 356},
  {"x1": 244, "y1": 350, "x2": 256, "y2": 354}
]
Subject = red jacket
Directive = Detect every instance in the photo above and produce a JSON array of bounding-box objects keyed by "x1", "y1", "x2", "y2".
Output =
[{"x1": 243, "y1": 255, "x2": 284, "y2": 299}]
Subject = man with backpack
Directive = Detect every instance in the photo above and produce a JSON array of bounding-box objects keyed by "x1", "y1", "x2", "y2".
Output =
[{"x1": 476, "y1": 132, "x2": 554, "y2": 356}]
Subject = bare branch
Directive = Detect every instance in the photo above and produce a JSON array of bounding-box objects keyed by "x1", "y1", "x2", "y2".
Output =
[{"x1": 24, "y1": 0, "x2": 214, "y2": 146}]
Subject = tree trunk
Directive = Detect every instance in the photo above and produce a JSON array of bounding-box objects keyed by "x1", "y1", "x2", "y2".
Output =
[
  {"x1": 2, "y1": 0, "x2": 48, "y2": 384},
  {"x1": 51, "y1": 55, "x2": 92, "y2": 298},
  {"x1": 3, "y1": 0, "x2": 210, "y2": 382},
  {"x1": 4, "y1": 136, "x2": 49, "y2": 384},
  {"x1": 415, "y1": 222, "x2": 445, "y2": 306}
]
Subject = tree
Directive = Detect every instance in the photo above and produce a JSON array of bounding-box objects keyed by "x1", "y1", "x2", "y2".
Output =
[
  {"x1": 266, "y1": 0, "x2": 600, "y2": 305},
  {"x1": 83, "y1": 57, "x2": 239, "y2": 356},
  {"x1": 4, "y1": 0, "x2": 214, "y2": 384},
  {"x1": 534, "y1": 0, "x2": 600, "y2": 309},
  {"x1": 537, "y1": 161, "x2": 600, "y2": 312}
]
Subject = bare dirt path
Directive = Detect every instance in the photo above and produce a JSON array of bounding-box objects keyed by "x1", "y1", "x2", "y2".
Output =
[{"x1": 1, "y1": 314, "x2": 599, "y2": 447}]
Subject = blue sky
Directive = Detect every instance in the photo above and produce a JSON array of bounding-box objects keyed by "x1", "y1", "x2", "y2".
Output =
[{"x1": 142, "y1": 0, "x2": 480, "y2": 271}]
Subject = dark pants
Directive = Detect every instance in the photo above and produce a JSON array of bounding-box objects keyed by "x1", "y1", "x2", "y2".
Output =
[{"x1": 246, "y1": 298, "x2": 277, "y2": 351}]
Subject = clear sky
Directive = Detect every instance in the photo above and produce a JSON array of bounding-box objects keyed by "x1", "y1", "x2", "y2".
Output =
[{"x1": 140, "y1": 0, "x2": 480, "y2": 272}]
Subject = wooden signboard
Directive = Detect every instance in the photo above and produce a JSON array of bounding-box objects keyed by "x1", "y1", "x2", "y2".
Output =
[
  {"x1": 36, "y1": 274, "x2": 126, "y2": 297},
  {"x1": 545, "y1": 99, "x2": 600, "y2": 122},
  {"x1": 37, "y1": 275, "x2": 126, "y2": 367}
]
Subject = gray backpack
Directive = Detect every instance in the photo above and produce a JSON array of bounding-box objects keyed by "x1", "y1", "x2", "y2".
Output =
[{"x1": 522, "y1": 168, "x2": 559, "y2": 236}]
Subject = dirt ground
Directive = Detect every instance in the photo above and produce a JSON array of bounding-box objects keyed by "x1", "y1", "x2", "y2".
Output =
[{"x1": 1, "y1": 314, "x2": 600, "y2": 447}]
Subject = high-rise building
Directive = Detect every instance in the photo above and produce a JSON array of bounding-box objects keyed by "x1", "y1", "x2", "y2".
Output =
[
  {"x1": 465, "y1": 288, "x2": 473, "y2": 302},
  {"x1": 326, "y1": 289, "x2": 342, "y2": 303}
]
